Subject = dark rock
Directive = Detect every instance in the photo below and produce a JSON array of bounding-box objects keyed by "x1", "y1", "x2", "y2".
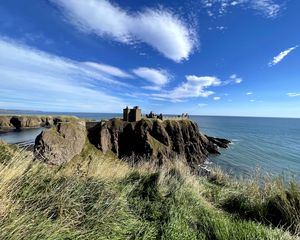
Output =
[
  {"x1": 205, "y1": 135, "x2": 231, "y2": 149},
  {"x1": 88, "y1": 118, "x2": 230, "y2": 167},
  {"x1": 10, "y1": 117, "x2": 22, "y2": 129}
]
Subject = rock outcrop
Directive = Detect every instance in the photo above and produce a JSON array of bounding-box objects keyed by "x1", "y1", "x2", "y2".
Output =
[
  {"x1": 205, "y1": 135, "x2": 231, "y2": 149},
  {"x1": 34, "y1": 120, "x2": 86, "y2": 165},
  {"x1": 88, "y1": 118, "x2": 230, "y2": 167},
  {"x1": 0, "y1": 116, "x2": 77, "y2": 130}
]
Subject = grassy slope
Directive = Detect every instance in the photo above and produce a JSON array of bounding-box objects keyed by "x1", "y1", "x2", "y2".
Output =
[{"x1": 0, "y1": 141, "x2": 299, "y2": 240}]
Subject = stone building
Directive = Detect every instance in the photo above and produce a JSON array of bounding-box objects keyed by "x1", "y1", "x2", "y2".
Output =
[{"x1": 123, "y1": 106, "x2": 142, "y2": 122}]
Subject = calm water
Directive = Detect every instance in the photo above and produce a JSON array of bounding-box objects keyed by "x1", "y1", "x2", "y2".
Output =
[
  {"x1": 1, "y1": 113, "x2": 299, "y2": 179},
  {"x1": 193, "y1": 116, "x2": 300, "y2": 180}
]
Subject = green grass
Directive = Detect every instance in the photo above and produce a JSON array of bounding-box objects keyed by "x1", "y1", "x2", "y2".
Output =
[
  {"x1": 0, "y1": 142, "x2": 299, "y2": 239},
  {"x1": 206, "y1": 174, "x2": 300, "y2": 235}
]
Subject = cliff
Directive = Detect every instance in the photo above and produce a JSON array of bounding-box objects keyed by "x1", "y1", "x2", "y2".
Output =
[
  {"x1": 87, "y1": 118, "x2": 229, "y2": 167},
  {"x1": 34, "y1": 120, "x2": 86, "y2": 165},
  {"x1": 0, "y1": 115, "x2": 78, "y2": 129},
  {"x1": 33, "y1": 117, "x2": 229, "y2": 167}
]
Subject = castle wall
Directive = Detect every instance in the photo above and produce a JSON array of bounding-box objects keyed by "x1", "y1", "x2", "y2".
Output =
[{"x1": 123, "y1": 107, "x2": 141, "y2": 122}]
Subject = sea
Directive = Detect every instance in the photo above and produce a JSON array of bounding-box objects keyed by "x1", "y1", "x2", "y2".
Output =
[{"x1": 1, "y1": 112, "x2": 299, "y2": 180}]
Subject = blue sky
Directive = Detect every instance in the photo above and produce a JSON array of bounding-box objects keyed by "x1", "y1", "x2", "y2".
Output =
[{"x1": 0, "y1": 0, "x2": 299, "y2": 117}]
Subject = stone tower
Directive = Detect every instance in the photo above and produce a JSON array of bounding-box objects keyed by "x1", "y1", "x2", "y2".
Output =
[{"x1": 123, "y1": 106, "x2": 142, "y2": 122}]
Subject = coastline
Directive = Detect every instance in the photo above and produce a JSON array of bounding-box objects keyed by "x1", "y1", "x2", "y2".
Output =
[{"x1": 1, "y1": 114, "x2": 300, "y2": 180}]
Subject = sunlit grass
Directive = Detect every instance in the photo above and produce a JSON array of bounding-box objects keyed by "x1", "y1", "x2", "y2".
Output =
[{"x1": 0, "y1": 141, "x2": 299, "y2": 239}]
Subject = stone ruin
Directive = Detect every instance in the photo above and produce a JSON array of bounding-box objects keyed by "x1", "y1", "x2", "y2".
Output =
[
  {"x1": 123, "y1": 106, "x2": 142, "y2": 122},
  {"x1": 146, "y1": 111, "x2": 163, "y2": 120},
  {"x1": 122, "y1": 106, "x2": 189, "y2": 122}
]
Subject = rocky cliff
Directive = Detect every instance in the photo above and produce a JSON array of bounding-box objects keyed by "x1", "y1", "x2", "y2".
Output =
[
  {"x1": 88, "y1": 118, "x2": 229, "y2": 167},
  {"x1": 32, "y1": 117, "x2": 229, "y2": 166},
  {"x1": 0, "y1": 115, "x2": 78, "y2": 129},
  {"x1": 34, "y1": 120, "x2": 86, "y2": 165}
]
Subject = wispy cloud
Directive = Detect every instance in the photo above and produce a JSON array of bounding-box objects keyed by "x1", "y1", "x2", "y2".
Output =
[
  {"x1": 216, "y1": 26, "x2": 226, "y2": 30},
  {"x1": 268, "y1": 46, "x2": 298, "y2": 66},
  {"x1": 213, "y1": 96, "x2": 221, "y2": 100},
  {"x1": 0, "y1": 38, "x2": 130, "y2": 112},
  {"x1": 51, "y1": 0, "x2": 197, "y2": 62},
  {"x1": 149, "y1": 73, "x2": 242, "y2": 102},
  {"x1": 133, "y1": 67, "x2": 171, "y2": 90},
  {"x1": 198, "y1": 103, "x2": 208, "y2": 107},
  {"x1": 250, "y1": 0, "x2": 281, "y2": 18},
  {"x1": 246, "y1": 92, "x2": 253, "y2": 95},
  {"x1": 223, "y1": 74, "x2": 243, "y2": 85},
  {"x1": 250, "y1": 99, "x2": 255, "y2": 102},
  {"x1": 83, "y1": 62, "x2": 133, "y2": 78},
  {"x1": 151, "y1": 75, "x2": 221, "y2": 102},
  {"x1": 201, "y1": 0, "x2": 282, "y2": 19},
  {"x1": 287, "y1": 93, "x2": 300, "y2": 97}
]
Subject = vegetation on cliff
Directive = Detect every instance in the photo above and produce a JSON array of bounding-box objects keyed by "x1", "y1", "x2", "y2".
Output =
[{"x1": 0, "y1": 141, "x2": 299, "y2": 239}]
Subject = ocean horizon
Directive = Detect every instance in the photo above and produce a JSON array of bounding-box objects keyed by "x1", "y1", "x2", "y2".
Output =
[{"x1": 1, "y1": 109, "x2": 300, "y2": 119}]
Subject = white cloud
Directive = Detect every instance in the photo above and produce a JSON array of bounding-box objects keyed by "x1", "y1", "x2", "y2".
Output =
[
  {"x1": 250, "y1": 99, "x2": 255, "y2": 102},
  {"x1": 201, "y1": 0, "x2": 282, "y2": 19},
  {"x1": 152, "y1": 75, "x2": 221, "y2": 101},
  {"x1": 223, "y1": 74, "x2": 243, "y2": 85},
  {"x1": 287, "y1": 93, "x2": 300, "y2": 97},
  {"x1": 133, "y1": 67, "x2": 171, "y2": 90},
  {"x1": 0, "y1": 38, "x2": 128, "y2": 112},
  {"x1": 246, "y1": 92, "x2": 253, "y2": 95},
  {"x1": 198, "y1": 103, "x2": 208, "y2": 107},
  {"x1": 83, "y1": 62, "x2": 132, "y2": 78},
  {"x1": 216, "y1": 26, "x2": 226, "y2": 30},
  {"x1": 149, "y1": 74, "x2": 242, "y2": 102},
  {"x1": 231, "y1": 74, "x2": 243, "y2": 83},
  {"x1": 251, "y1": 0, "x2": 281, "y2": 18},
  {"x1": 142, "y1": 86, "x2": 162, "y2": 91},
  {"x1": 213, "y1": 96, "x2": 221, "y2": 100},
  {"x1": 52, "y1": 0, "x2": 197, "y2": 62},
  {"x1": 268, "y1": 46, "x2": 298, "y2": 66}
]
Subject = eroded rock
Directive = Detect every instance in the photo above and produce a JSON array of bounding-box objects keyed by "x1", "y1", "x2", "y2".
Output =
[
  {"x1": 0, "y1": 116, "x2": 76, "y2": 129},
  {"x1": 88, "y1": 118, "x2": 230, "y2": 167},
  {"x1": 34, "y1": 121, "x2": 86, "y2": 165}
]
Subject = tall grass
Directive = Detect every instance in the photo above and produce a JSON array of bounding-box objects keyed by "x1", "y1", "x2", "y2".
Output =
[
  {"x1": 209, "y1": 173, "x2": 300, "y2": 235},
  {"x1": 0, "y1": 141, "x2": 298, "y2": 239}
]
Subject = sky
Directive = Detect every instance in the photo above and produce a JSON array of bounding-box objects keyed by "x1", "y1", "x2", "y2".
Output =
[{"x1": 0, "y1": 0, "x2": 299, "y2": 117}]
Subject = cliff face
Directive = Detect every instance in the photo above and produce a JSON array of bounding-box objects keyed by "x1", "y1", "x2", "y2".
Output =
[
  {"x1": 0, "y1": 116, "x2": 77, "y2": 129},
  {"x1": 32, "y1": 117, "x2": 229, "y2": 166},
  {"x1": 88, "y1": 118, "x2": 229, "y2": 167},
  {"x1": 34, "y1": 121, "x2": 86, "y2": 165},
  {"x1": 0, "y1": 116, "x2": 50, "y2": 129}
]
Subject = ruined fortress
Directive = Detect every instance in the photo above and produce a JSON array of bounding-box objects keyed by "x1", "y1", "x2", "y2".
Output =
[
  {"x1": 123, "y1": 106, "x2": 142, "y2": 122},
  {"x1": 123, "y1": 106, "x2": 189, "y2": 122}
]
